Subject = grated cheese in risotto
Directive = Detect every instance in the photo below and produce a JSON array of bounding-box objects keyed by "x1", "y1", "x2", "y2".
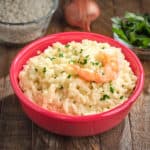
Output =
[{"x1": 19, "y1": 40, "x2": 137, "y2": 115}]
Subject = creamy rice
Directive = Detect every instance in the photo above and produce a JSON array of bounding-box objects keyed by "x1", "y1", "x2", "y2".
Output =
[{"x1": 19, "y1": 40, "x2": 137, "y2": 115}]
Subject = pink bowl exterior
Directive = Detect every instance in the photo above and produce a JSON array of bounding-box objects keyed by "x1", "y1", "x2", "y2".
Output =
[{"x1": 10, "y1": 32, "x2": 144, "y2": 136}]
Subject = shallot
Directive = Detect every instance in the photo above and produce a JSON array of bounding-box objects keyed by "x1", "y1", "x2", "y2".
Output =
[{"x1": 64, "y1": 0, "x2": 100, "y2": 31}]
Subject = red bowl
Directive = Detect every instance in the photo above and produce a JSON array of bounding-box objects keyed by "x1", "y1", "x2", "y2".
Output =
[{"x1": 10, "y1": 32, "x2": 144, "y2": 136}]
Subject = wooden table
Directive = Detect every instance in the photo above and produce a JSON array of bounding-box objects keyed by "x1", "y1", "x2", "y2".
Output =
[{"x1": 0, "y1": 0, "x2": 150, "y2": 149}]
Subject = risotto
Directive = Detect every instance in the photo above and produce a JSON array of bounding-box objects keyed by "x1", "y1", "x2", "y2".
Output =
[{"x1": 19, "y1": 40, "x2": 137, "y2": 115}]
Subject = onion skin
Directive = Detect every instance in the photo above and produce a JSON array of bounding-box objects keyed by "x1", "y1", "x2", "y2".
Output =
[{"x1": 64, "y1": 0, "x2": 100, "y2": 31}]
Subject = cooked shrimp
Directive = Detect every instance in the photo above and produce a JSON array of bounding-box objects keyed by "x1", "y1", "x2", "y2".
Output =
[{"x1": 70, "y1": 52, "x2": 119, "y2": 83}]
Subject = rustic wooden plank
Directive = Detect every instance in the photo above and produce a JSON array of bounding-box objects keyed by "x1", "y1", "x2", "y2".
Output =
[
  {"x1": 32, "y1": 125, "x2": 64, "y2": 150},
  {"x1": 32, "y1": 124, "x2": 101, "y2": 150},
  {"x1": 0, "y1": 77, "x2": 5, "y2": 100},
  {"x1": 4, "y1": 75, "x2": 14, "y2": 98},
  {"x1": 0, "y1": 75, "x2": 14, "y2": 100},
  {"x1": 100, "y1": 116, "x2": 132, "y2": 150},
  {"x1": 0, "y1": 120, "x2": 32, "y2": 150},
  {"x1": 113, "y1": 0, "x2": 141, "y2": 16},
  {"x1": 129, "y1": 71, "x2": 150, "y2": 150},
  {"x1": 0, "y1": 46, "x2": 9, "y2": 78},
  {"x1": 126, "y1": 0, "x2": 150, "y2": 149},
  {"x1": 1, "y1": 94, "x2": 29, "y2": 120},
  {"x1": 129, "y1": 94, "x2": 150, "y2": 150},
  {"x1": 0, "y1": 45, "x2": 20, "y2": 99},
  {"x1": 141, "y1": 0, "x2": 150, "y2": 13},
  {"x1": 0, "y1": 46, "x2": 33, "y2": 150},
  {"x1": 0, "y1": 48, "x2": 27, "y2": 120},
  {"x1": 64, "y1": 136, "x2": 100, "y2": 150},
  {"x1": 0, "y1": 95, "x2": 32, "y2": 150},
  {"x1": 47, "y1": 0, "x2": 67, "y2": 34},
  {"x1": 91, "y1": 0, "x2": 114, "y2": 36}
]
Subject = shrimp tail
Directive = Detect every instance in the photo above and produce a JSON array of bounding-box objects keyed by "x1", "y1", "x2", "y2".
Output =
[
  {"x1": 69, "y1": 52, "x2": 119, "y2": 84},
  {"x1": 70, "y1": 64, "x2": 101, "y2": 83}
]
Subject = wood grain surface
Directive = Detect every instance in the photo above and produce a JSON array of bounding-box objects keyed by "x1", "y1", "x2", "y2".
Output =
[{"x1": 0, "y1": 0, "x2": 150, "y2": 150}]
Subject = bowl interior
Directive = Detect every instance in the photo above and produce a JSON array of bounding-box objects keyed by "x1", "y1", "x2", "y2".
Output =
[{"x1": 10, "y1": 32, "x2": 144, "y2": 120}]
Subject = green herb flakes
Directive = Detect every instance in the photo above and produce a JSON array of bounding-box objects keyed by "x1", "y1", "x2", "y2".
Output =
[
  {"x1": 67, "y1": 74, "x2": 71, "y2": 79},
  {"x1": 59, "y1": 53, "x2": 64, "y2": 57},
  {"x1": 65, "y1": 44, "x2": 70, "y2": 48},
  {"x1": 79, "y1": 59, "x2": 87, "y2": 65},
  {"x1": 69, "y1": 59, "x2": 76, "y2": 64},
  {"x1": 120, "y1": 96, "x2": 124, "y2": 99},
  {"x1": 35, "y1": 68, "x2": 38, "y2": 72},
  {"x1": 110, "y1": 85, "x2": 115, "y2": 93},
  {"x1": 43, "y1": 67, "x2": 46, "y2": 73},
  {"x1": 100, "y1": 94, "x2": 110, "y2": 101},
  {"x1": 80, "y1": 49, "x2": 83, "y2": 53},
  {"x1": 73, "y1": 49, "x2": 78, "y2": 55},
  {"x1": 85, "y1": 55, "x2": 89, "y2": 58},
  {"x1": 112, "y1": 12, "x2": 150, "y2": 49},
  {"x1": 91, "y1": 61, "x2": 99, "y2": 66},
  {"x1": 58, "y1": 85, "x2": 63, "y2": 89},
  {"x1": 101, "y1": 46, "x2": 105, "y2": 49},
  {"x1": 49, "y1": 57, "x2": 56, "y2": 61}
]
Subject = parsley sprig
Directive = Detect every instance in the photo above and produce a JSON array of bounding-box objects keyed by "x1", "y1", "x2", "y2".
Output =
[{"x1": 100, "y1": 94, "x2": 110, "y2": 101}]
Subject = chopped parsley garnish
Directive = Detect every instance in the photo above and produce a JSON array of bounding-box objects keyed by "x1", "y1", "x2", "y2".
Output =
[
  {"x1": 101, "y1": 46, "x2": 105, "y2": 49},
  {"x1": 95, "y1": 62, "x2": 99, "y2": 65},
  {"x1": 67, "y1": 74, "x2": 71, "y2": 79},
  {"x1": 69, "y1": 59, "x2": 76, "y2": 64},
  {"x1": 85, "y1": 55, "x2": 89, "y2": 58},
  {"x1": 59, "y1": 53, "x2": 64, "y2": 57},
  {"x1": 112, "y1": 12, "x2": 150, "y2": 49},
  {"x1": 43, "y1": 67, "x2": 46, "y2": 73},
  {"x1": 58, "y1": 85, "x2": 63, "y2": 89},
  {"x1": 79, "y1": 58, "x2": 88, "y2": 65},
  {"x1": 91, "y1": 61, "x2": 99, "y2": 66},
  {"x1": 65, "y1": 44, "x2": 70, "y2": 48},
  {"x1": 120, "y1": 96, "x2": 124, "y2": 99},
  {"x1": 110, "y1": 85, "x2": 115, "y2": 93},
  {"x1": 80, "y1": 49, "x2": 83, "y2": 53},
  {"x1": 73, "y1": 49, "x2": 78, "y2": 55},
  {"x1": 78, "y1": 55, "x2": 90, "y2": 65},
  {"x1": 49, "y1": 57, "x2": 56, "y2": 61},
  {"x1": 35, "y1": 68, "x2": 38, "y2": 72},
  {"x1": 100, "y1": 94, "x2": 110, "y2": 101}
]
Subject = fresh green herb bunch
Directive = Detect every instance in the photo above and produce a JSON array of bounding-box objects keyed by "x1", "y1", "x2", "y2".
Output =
[{"x1": 112, "y1": 12, "x2": 150, "y2": 49}]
